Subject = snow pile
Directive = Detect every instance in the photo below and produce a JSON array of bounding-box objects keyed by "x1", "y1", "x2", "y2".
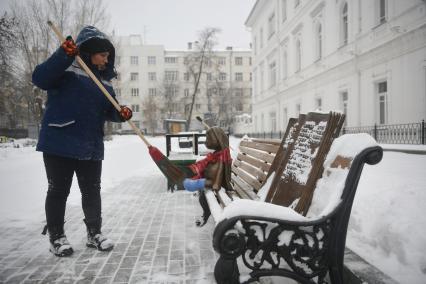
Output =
[{"x1": 307, "y1": 133, "x2": 378, "y2": 218}]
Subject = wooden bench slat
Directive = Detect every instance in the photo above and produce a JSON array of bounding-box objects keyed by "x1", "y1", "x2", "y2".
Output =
[
  {"x1": 236, "y1": 153, "x2": 271, "y2": 173},
  {"x1": 231, "y1": 173, "x2": 260, "y2": 200},
  {"x1": 239, "y1": 146, "x2": 276, "y2": 164},
  {"x1": 233, "y1": 159, "x2": 267, "y2": 183},
  {"x1": 231, "y1": 164, "x2": 263, "y2": 191},
  {"x1": 250, "y1": 138, "x2": 282, "y2": 145},
  {"x1": 239, "y1": 140, "x2": 280, "y2": 154}
]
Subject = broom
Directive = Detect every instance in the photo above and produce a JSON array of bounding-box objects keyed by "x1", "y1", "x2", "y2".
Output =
[{"x1": 47, "y1": 21, "x2": 186, "y2": 190}]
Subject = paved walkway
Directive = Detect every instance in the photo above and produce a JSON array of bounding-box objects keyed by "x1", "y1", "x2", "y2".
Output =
[{"x1": 0, "y1": 175, "x2": 219, "y2": 284}]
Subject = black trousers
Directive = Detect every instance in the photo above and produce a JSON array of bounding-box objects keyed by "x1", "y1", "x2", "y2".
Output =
[{"x1": 43, "y1": 153, "x2": 102, "y2": 229}]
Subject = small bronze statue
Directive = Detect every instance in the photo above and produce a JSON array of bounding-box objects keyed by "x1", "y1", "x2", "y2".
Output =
[{"x1": 183, "y1": 127, "x2": 232, "y2": 226}]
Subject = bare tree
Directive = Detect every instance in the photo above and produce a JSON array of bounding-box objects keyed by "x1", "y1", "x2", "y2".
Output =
[
  {"x1": 142, "y1": 95, "x2": 159, "y2": 135},
  {"x1": 184, "y1": 27, "x2": 221, "y2": 130},
  {"x1": 157, "y1": 76, "x2": 181, "y2": 120},
  {"x1": 6, "y1": 0, "x2": 110, "y2": 129}
]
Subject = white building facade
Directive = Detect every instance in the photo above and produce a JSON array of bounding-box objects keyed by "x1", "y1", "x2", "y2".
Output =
[
  {"x1": 246, "y1": 0, "x2": 426, "y2": 133},
  {"x1": 112, "y1": 35, "x2": 252, "y2": 133}
]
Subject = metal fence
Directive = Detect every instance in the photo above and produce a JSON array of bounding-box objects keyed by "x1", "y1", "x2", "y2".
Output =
[{"x1": 242, "y1": 120, "x2": 426, "y2": 145}]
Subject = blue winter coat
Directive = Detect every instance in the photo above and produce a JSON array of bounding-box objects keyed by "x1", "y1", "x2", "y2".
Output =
[{"x1": 32, "y1": 26, "x2": 122, "y2": 160}]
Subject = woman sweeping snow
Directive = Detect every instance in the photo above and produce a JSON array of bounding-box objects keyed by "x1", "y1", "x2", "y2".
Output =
[{"x1": 32, "y1": 26, "x2": 132, "y2": 257}]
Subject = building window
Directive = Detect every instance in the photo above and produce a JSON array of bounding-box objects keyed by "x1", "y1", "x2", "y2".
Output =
[
  {"x1": 296, "y1": 103, "x2": 301, "y2": 116},
  {"x1": 340, "y1": 91, "x2": 348, "y2": 126},
  {"x1": 260, "y1": 64, "x2": 265, "y2": 91},
  {"x1": 184, "y1": 88, "x2": 190, "y2": 97},
  {"x1": 165, "y1": 57, "x2": 177, "y2": 64},
  {"x1": 235, "y1": 103, "x2": 243, "y2": 112},
  {"x1": 115, "y1": 88, "x2": 121, "y2": 97},
  {"x1": 295, "y1": 39, "x2": 301, "y2": 72},
  {"x1": 268, "y1": 13, "x2": 276, "y2": 39},
  {"x1": 149, "y1": 88, "x2": 156, "y2": 96},
  {"x1": 254, "y1": 37, "x2": 257, "y2": 55},
  {"x1": 184, "y1": 72, "x2": 189, "y2": 81},
  {"x1": 217, "y1": 57, "x2": 226, "y2": 65},
  {"x1": 131, "y1": 104, "x2": 140, "y2": 112},
  {"x1": 315, "y1": 97, "x2": 322, "y2": 111},
  {"x1": 316, "y1": 23, "x2": 322, "y2": 60},
  {"x1": 378, "y1": 0, "x2": 387, "y2": 24},
  {"x1": 235, "y1": 72, "x2": 243, "y2": 81},
  {"x1": 235, "y1": 57, "x2": 243, "y2": 65},
  {"x1": 148, "y1": 72, "x2": 156, "y2": 81},
  {"x1": 282, "y1": 48, "x2": 288, "y2": 79},
  {"x1": 196, "y1": 104, "x2": 201, "y2": 110},
  {"x1": 269, "y1": 61, "x2": 277, "y2": 87},
  {"x1": 130, "y1": 56, "x2": 138, "y2": 65},
  {"x1": 166, "y1": 86, "x2": 178, "y2": 97},
  {"x1": 219, "y1": 88, "x2": 225, "y2": 96},
  {"x1": 260, "y1": 28, "x2": 264, "y2": 48},
  {"x1": 235, "y1": 88, "x2": 243, "y2": 97},
  {"x1": 250, "y1": 72, "x2": 252, "y2": 81},
  {"x1": 377, "y1": 81, "x2": 388, "y2": 124},
  {"x1": 165, "y1": 71, "x2": 178, "y2": 81},
  {"x1": 219, "y1": 72, "x2": 227, "y2": 81},
  {"x1": 206, "y1": 73, "x2": 212, "y2": 81},
  {"x1": 270, "y1": 112, "x2": 277, "y2": 132},
  {"x1": 148, "y1": 56, "x2": 156, "y2": 65},
  {"x1": 130, "y1": 72, "x2": 138, "y2": 81},
  {"x1": 131, "y1": 88, "x2": 139, "y2": 96},
  {"x1": 261, "y1": 113, "x2": 265, "y2": 131},
  {"x1": 342, "y1": 2, "x2": 348, "y2": 46}
]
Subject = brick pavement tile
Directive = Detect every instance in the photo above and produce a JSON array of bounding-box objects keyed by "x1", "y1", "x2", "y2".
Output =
[
  {"x1": 184, "y1": 255, "x2": 201, "y2": 267},
  {"x1": 93, "y1": 277, "x2": 113, "y2": 284},
  {"x1": 100, "y1": 263, "x2": 119, "y2": 277},
  {"x1": 112, "y1": 268, "x2": 132, "y2": 283},
  {"x1": 86, "y1": 257, "x2": 107, "y2": 270},
  {"x1": 138, "y1": 250, "x2": 154, "y2": 262},
  {"x1": 168, "y1": 260, "x2": 184, "y2": 274},
  {"x1": 130, "y1": 237, "x2": 144, "y2": 247},
  {"x1": 120, "y1": 256, "x2": 138, "y2": 269},
  {"x1": 107, "y1": 252, "x2": 124, "y2": 264},
  {"x1": 0, "y1": 267, "x2": 20, "y2": 281},
  {"x1": 171, "y1": 241, "x2": 185, "y2": 251},
  {"x1": 125, "y1": 246, "x2": 142, "y2": 257},
  {"x1": 129, "y1": 273, "x2": 149, "y2": 284},
  {"x1": 133, "y1": 261, "x2": 151, "y2": 275},
  {"x1": 155, "y1": 245, "x2": 170, "y2": 256},
  {"x1": 4, "y1": 272, "x2": 30, "y2": 283},
  {"x1": 169, "y1": 250, "x2": 184, "y2": 261},
  {"x1": 152, "y1": 255, "x2": 168, "y2": 267},
  {"x1": 184, "y1": 266, "x2": 203, "y2": 280},
  {"x1": 27, "y1": 265, "x2": 54, "y2": 280},
  {"x1": 143, "y1": 241, "x2": 156, "y2": 250}
]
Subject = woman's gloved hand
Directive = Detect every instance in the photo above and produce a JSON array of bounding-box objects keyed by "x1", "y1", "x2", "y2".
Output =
[
  {"x1": 183, "y1": 178, "x2": 206, "y2": 192},
  {"x1": 119, "y1": 105, "x2": 133, "y2": 121},
  {"x1": 61, "y1": 36, "x2": 78, "y2": 57}
]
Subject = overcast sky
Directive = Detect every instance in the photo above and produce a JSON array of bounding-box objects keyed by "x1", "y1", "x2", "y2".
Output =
[
  {"x1": 105, "y1": 0, "x2": 256, "y2": 49},
  {"x1": 0, "y1": 0, "x2": 256, "y2": 50}
]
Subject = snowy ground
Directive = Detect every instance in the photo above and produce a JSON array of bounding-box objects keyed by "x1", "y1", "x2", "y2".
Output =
[{"x1": 0, "y1": 135, "x2": 425, "y2": 283}]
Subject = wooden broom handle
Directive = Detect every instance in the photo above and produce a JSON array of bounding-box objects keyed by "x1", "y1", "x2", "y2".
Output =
[{"x1": 47, "y1": 21, "x2": 151, "y2": 147}]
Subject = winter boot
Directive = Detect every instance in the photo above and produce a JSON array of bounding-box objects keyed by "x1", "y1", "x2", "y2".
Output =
[
  {"x1": 42, "y1": 225, "x2": 74, "y2": 257},
  {"x1": 83, "y1": 219, "x2": 114, "y2": 252}
]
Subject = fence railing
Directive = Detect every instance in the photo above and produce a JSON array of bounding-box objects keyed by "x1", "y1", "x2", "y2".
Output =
[{"x1": 241, "y1": 120, "x2": 426, "y2": 145}]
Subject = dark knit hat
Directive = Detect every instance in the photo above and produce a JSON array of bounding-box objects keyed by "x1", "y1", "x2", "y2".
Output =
[{"x1": 79, "y1": 37, "x2": 113, "y2": 54}]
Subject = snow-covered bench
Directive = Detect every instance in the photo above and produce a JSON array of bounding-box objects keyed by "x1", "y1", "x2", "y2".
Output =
[{"x1": 211, "y1": 133, "x2": 383, "y2": 284}]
